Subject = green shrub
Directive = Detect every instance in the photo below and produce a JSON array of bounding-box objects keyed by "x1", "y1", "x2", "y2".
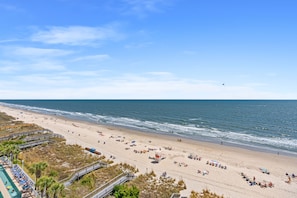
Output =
[{"x1": 113, "y1": 184, "x2": 139, "y2": 198}]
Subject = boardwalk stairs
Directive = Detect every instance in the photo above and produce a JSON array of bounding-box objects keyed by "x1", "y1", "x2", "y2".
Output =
[
  {"x1": 83, "y1": 172, "x2": 135, "y2": 198},
  {"x1": 61, "y1": 161, "x2": 108, "y2": 187}
]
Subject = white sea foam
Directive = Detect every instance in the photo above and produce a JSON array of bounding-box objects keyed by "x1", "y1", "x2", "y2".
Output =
[{"x1": 1, "y1": 102, "x2": 296, "y2": 153}]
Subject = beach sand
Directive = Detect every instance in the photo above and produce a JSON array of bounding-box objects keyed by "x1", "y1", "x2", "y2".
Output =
[{"x1": 1, "y1": 104, "x2": 296, "y2": 198}]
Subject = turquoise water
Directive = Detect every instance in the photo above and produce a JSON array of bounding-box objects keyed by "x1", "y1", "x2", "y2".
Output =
[
  {"x1": 0, "y1": 165, "x2": 21, "y2": 198},
  {"x1": 1, "y1": 100, "x2": 297, "y2": 155}
]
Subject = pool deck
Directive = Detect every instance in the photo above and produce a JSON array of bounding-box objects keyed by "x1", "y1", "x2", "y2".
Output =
[
  {"x1": 0, "y1": 163, "x2": 35, "y2": 198},
  {"x1": 0, "y1": 174, "x2": 11, "y2": 197}
]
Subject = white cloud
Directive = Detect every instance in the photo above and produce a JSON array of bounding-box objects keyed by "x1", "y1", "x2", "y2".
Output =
[
  {"x1": 0, "y1": 61, "x2": 22, "y2": 73},
  {"x1": 125, "y1": 42, "x2": 152, "y2": 49},
  {"x1": 1, "y1": 47, "x2": 73, "y2": 72},
  {"x1": 31, "y1": 26, "x2": 122, "y2": 46},
  {"x1": 29, "y1": 61, "x2": 66, "y2": 71},
  {"x1": 121, "y1": 0, "x2": 171, "y2": 17},
  {"x1": 0, "y1": 59, "x2": 66, "y2": 72},
  {"x1": 0, "y1": 66, "x2": 15, "y2": 73},
  {"x1": 0, "y1": 39, "x2": 20, "y2": 43},
  {"x1": 60, "y1": 70, "x2": 107, "y2": 77},
  {"x1": 13, "y1": 47, "x2": 73, "y2": 57},
  {"x1": 16, "y1": 74, "x2": 72, "y2": 87},
  {"x1": 146, "y1": 71, "x2": 173, "y2": 78},
  {"x1": 72, "y1": 54, "x2": 110, "y2": 62},
  {"x1": 1, "y1": 71, "x2": 295, "y2": 99}
]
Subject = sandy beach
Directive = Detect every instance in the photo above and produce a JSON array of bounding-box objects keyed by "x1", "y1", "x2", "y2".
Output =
[{"x1": 1, "y1": 104, "x2": 296, "y2": 198}]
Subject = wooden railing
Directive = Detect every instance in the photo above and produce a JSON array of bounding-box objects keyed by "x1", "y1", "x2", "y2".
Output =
[
  {"x1": 0, "y1": 129, "x2": 52, "y2": 142},
  {"x1": 59, "y1": 161, "x2": 108, "y2": 187},
  {"x1": 83, "y1": 172, "x2": 134, "y2": 198}
]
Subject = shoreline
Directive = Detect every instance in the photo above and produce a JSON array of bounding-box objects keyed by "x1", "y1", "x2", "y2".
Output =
[
  {"x1": 1, "y1": 102, "x2": 296, "y2": 158},
  {"x1": 99, "y1": 124, "x2": 297, "y2": 158},
  {"x1": 1, "y1": 104, "x2": 297, "y2": 197}
]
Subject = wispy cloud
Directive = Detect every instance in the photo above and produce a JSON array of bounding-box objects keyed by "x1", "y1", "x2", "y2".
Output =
[
  {"x1": 125, "y1": 42, "x2": 152, "y2": 49},
  {"x1": 31, "y1": 25, "x2": 122, "y2": 46},
  {"x1": 0, "y1": 47, "x2": 70, "y2": 72},
  {"x1": 0, "y1": 59, "x2": 66, "y2": 72},
  {"x1": 121, "y1": 0, "x2": 171, "y2": 16},
  {"x1": 72, "y1": 54, "x2": 110, "y2": 62},
  {"x1": 60, "y1": 72, "x2": 91, "y2": 77},
  {"x1": 29, "y1": 61, "x2": 66, "y2": 71},
  {"x1": 0, "y1": 71, "x2": 293, "y2": 99},
  {"x1": 146, "y1": 71, "x2": 173, "y2": 78},
  {"x1": 16, "y1": 73, "x2": 73, "y2": 88},
  {"x1": 12, "y1": 47, "x2": 73, "y2": 57},
  {"x1": 0, "y1": 3, "x2": 19, "y2": 12},
  {"x1": 0, "y1": 63, "x2": 21, "y2": 73},
  {"x1": 0, "y1": 39, "x2": 20, "y2": 43}
]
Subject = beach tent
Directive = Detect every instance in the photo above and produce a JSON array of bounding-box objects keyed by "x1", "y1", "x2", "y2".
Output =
[
  {"x1": 155, "y1": 152, "x2": 165, "y2": 162},
  {"x1": 260, "y1": 168, "x2": 270, "y2": 174}
]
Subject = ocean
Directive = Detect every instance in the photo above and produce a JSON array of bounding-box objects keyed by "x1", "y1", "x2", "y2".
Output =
[{"x1": 1, "y1": 100, "x2": 297, "y2": 156}]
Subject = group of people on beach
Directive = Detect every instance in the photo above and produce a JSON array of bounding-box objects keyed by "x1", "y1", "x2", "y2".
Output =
[
  {"x1": 188, "y1": 153, "x2": 202, "y2": 161},
  {"x1": 206, "y1": 160, "x2": 227, "y2": 169},
  {"x1": 240, "y1": 172, "x2": 274, "y2": 188}
]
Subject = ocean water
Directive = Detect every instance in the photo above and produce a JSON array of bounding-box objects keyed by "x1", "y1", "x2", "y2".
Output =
[{"x1": 1, "y1": 100, "x2": 297, "y2": 156}]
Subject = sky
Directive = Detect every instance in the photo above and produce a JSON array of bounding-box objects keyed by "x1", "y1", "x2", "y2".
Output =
[{"x1": 0, "y1": 0, "x2": 297, "y2": 99}]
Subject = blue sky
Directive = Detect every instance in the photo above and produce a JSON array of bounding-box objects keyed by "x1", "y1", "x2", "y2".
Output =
[{"x1": 0, "y1": 0, "x2": 297, "y2": 99}]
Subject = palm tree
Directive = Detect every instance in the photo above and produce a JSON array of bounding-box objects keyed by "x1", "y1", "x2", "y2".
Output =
[
  {"x1": 36, "y1": 176, "x2": 55, "y2": 198},
  {"x1": 29, "y1": 162, "x2": 48, "y2": 181},
  {"x1": 0, "y1": 141, "x2": 21, "y2": 163},
  {"x1": 48, "y1": 182, "x2": 65, "y2": 198},
  {"x1": 7, "y1": 143, "x2": 20, "y2": 161}
]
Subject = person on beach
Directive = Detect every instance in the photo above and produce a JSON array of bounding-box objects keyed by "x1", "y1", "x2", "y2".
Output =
[{"x1": 286, "y1": 176, "x2": 291, "y2": 184}]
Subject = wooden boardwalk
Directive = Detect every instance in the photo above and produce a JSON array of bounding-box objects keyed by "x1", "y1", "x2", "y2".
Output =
[
  {"x1": 83, "y1": 173, "x2": 134, "y2": 198},
  {"x1": 61, "y1": 161, "x2": 108, "y2": 187}
]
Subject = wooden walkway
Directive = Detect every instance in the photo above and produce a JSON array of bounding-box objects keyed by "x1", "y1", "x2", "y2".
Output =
[
  {"x1": 61, "y1": 161, "x2": 108, "y2": 187},
  {"x1": 83, "y1": 173, "x2": 134, "y2": 198},
  {"x1": 0, "y1": 129, "x2": 52, "y2": 142}
]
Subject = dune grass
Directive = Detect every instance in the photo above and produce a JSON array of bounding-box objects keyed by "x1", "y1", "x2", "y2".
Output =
[
  {"x1": 19, "y1": 142, "x2": 104, "y2": 181},
  {"x1": 65, "y1": 164, "x2": 124, "y2": 198},
  {"x1": 0, "y1": 112, "x2": 43, "y2": 137},
  {"x1": 190, "y1": 189, "x2": 224, "y2": 198},
  {"x1": 126, "y1": 171, "x2": 186, "y2": 198}
]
